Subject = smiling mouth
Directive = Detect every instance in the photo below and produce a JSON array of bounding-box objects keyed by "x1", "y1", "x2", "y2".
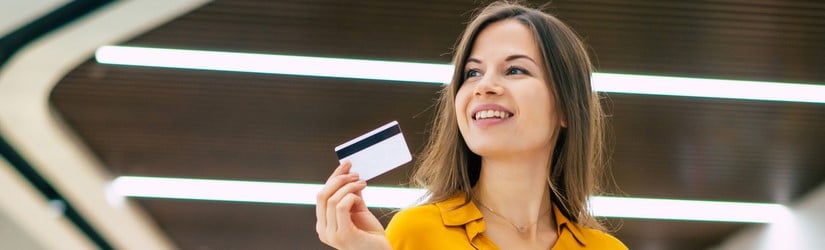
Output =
[{"x1": 473, "y1": 110, "x2": 514, "y2": 120}]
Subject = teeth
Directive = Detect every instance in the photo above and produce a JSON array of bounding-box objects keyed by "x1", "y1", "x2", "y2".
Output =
[{"x1": 474, "y1": 110, "x2": 511, "y2": 120}]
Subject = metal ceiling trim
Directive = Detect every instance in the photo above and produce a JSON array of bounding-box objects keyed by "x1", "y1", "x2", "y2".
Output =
[
  {"x1": 0, "y1": 0, "x2": 211, "y2": 249},
  {"x1": 0, "y1": 155, "x2": 95, "y2": 249},
  {"x1": 0, "y1": 1, "x2": 115, "y2": 249}
]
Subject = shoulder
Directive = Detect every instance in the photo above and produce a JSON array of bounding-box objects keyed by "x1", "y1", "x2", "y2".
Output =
[
  {"x1": 579, "y1": 227, "x2": 628, "y2": 250},
  {"x1": 386, "y1": 203, "x2": 443, "y2": 235},
  {"x1": 386, "y1": 204, "x2": 446, "y2": 249},
  {"x1": 386, "y1": 194, "x2": 480, "y2": 250}
]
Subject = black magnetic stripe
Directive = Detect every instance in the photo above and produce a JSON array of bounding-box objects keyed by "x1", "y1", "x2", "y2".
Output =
[
  {"x1": 0, "y1": 0, "x2": 116, "y2": 249},
  {"x1": 336, "y1": 124, "x2": 401, "y2": 159}
]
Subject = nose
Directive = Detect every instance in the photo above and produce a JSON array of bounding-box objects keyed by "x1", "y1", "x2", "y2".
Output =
[{"x1": 473, "y1": 74, "x2": 503, "y2": 97}]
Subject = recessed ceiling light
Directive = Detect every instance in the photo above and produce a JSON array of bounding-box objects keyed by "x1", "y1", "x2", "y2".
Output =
[
  {"x1": 589, "y1": 196, "x2": 791, "y2": 223},
  {"x1": 110, "y1": 176, "x2": 426, "y2": 209},
  {"x1": 111, "y1": 176, "x2": 790, "y2": 223},
  {"x1": 95, "y1": 46, "x2": 452, "y2": 84},
  {"x1": 96, "y1": 45, "x2": 825, "y2": 103}
]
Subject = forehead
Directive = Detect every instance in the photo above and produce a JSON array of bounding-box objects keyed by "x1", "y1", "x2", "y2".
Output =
[{"x1": 468, "y1": 19, "x2": 541, "y2": 61}]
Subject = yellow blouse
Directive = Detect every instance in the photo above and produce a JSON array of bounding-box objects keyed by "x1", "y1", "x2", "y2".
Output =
[{"x1": 386, "y1": 193, "x2": 627, "y2": 250}]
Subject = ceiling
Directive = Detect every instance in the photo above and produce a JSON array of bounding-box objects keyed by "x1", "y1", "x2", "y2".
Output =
[
  {"x1": 4, "y1": 0, "x2": 823, "y2": 249},
  {"x1": 0, "y1": 1, "x2": 75, "y2": 249},
  {"x1": 0, "y1": 0, "x2": 66, "y2": 36}
]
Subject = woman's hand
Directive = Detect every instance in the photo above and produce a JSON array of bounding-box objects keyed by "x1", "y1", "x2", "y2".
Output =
[{"x1": 316, "y1": 161, "x2": 391, "y2": 250}]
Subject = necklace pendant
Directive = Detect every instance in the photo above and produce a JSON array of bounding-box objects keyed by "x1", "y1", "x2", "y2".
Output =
[{"x1": 516, "y1": 226, "x2": 527, "y2": 232}]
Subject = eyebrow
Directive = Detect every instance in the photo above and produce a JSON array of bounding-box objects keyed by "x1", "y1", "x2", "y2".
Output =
[
  {"x1": 465, "y1": 54, "x2": 538, "y2": 65},
  {"x1": 505, "y1": 54, "x2": 538, "y2": 64},
  {"x1": 466, "y1": 57, "x2": 482, "y2": 64}
]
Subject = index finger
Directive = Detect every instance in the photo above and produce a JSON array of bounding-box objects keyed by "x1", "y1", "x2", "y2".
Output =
[
  {"x1": 326, "y1": 161, "x2": 352, "y2": 182},
  {"x1": 316, "y1": 161, "x2": 353, "y2": 234}
]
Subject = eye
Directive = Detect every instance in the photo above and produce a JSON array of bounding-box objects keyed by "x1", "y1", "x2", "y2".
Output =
[
  {"x1": 506, "y1": 67, "x2": 528, "y2": 75},
  {"x1": 465, "y1": 69, "x2": 481, "y2": 79}
]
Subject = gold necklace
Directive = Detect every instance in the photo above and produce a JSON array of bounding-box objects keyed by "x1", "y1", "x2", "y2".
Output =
[{"x1": 475, "y1": 199, "x2": 553, "y2": 233}]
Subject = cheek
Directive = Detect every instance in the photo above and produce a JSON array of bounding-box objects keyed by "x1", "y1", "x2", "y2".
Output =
[
  {"x1": 454, "y1": 87, "x2": 475, "y2": 139},
  {"x1": 521, "y1": 87, "x2": 557, "y2": 126},
  {"x1": 454, "y1": 87, "x2": 472, "y2": 120}
]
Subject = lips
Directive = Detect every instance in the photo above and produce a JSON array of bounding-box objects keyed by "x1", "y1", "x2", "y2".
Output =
[{"x1": 471, "y1": 104, "x2": 514, "y2": 121}]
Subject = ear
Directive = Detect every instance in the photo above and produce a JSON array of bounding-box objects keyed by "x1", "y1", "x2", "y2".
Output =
[{"x1": 559, "y1": 115, "x2": 567, "y2": 128}]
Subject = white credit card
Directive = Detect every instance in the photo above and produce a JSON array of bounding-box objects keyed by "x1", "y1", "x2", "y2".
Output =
[{"x1": 334, "y1": 121, "x2": 412, "y2": 181}]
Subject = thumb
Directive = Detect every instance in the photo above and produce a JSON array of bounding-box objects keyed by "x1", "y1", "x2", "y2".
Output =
[
  {"x1": 335, "y1": 193, "x2": 362, "y2": 231},
  {"x1": 351, "y1": 187, "x2": 370, "y2": 212}
]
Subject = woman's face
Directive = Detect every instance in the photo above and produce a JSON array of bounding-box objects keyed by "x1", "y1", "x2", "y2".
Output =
[{"x1": 455, "y1": 19, "x2": 562, "y2": 160}]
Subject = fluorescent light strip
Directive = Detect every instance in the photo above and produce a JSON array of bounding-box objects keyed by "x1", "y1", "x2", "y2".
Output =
[
  {"x1": 592, "y1": 73, "x2": 825, "y2": 103},
  {"x1": 110, "y1": 176, "x2": 426, "y2": 209},
  {"x1": 96, "y1": 45, "x2": 825, "y2": 104},
  {"x1": 95, "y1": 46, "x2": 453, "y2": 84},
  {"x1": 111, "y1": 176, "x2": 789, "y2": 223},
  {"x1": 589, "y1": 196, "x2": 790, "y2": 223}
]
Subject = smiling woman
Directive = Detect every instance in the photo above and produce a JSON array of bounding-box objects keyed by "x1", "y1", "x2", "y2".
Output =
[{"x1": 315, "y1": 1, "x2": 626, "y2": 249}]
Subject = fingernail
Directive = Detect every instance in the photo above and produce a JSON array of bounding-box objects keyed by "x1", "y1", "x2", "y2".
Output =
[{"x1": 349, "y1": 172, "x2": 360, "y2": 178}]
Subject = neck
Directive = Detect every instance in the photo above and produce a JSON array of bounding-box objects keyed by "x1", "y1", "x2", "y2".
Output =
[{"x1": 472, "y1": 151, "x2": 554, "y2": 232}]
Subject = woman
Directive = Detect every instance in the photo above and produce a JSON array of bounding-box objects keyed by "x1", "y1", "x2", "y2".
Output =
[{"x1": 316, "y1": 1, "x2": 626, "y2": 249}]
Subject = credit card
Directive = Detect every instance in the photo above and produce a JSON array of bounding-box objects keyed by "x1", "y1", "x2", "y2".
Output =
[{"x1": 334, "y1": 121, "x2": 412, "y2": 181}]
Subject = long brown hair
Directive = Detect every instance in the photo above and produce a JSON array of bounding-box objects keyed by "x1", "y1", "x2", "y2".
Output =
[{"x1": 412, "y1": 1, "x2": 608, "y2": 230}]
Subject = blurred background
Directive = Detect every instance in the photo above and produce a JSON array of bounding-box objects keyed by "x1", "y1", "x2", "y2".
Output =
[{"x1": 1, "y1": 0, "x2": 824, "y2": 249}]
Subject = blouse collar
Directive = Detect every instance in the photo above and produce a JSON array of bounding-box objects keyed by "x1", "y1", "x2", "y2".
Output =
[{"x1": 433, "y1": 192, "x2": 588, "y2": 247}]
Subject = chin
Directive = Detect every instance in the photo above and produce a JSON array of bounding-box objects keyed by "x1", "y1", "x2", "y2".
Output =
[{"x1": 465, "y1": 142, "x2": 503, "y2": 157}]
